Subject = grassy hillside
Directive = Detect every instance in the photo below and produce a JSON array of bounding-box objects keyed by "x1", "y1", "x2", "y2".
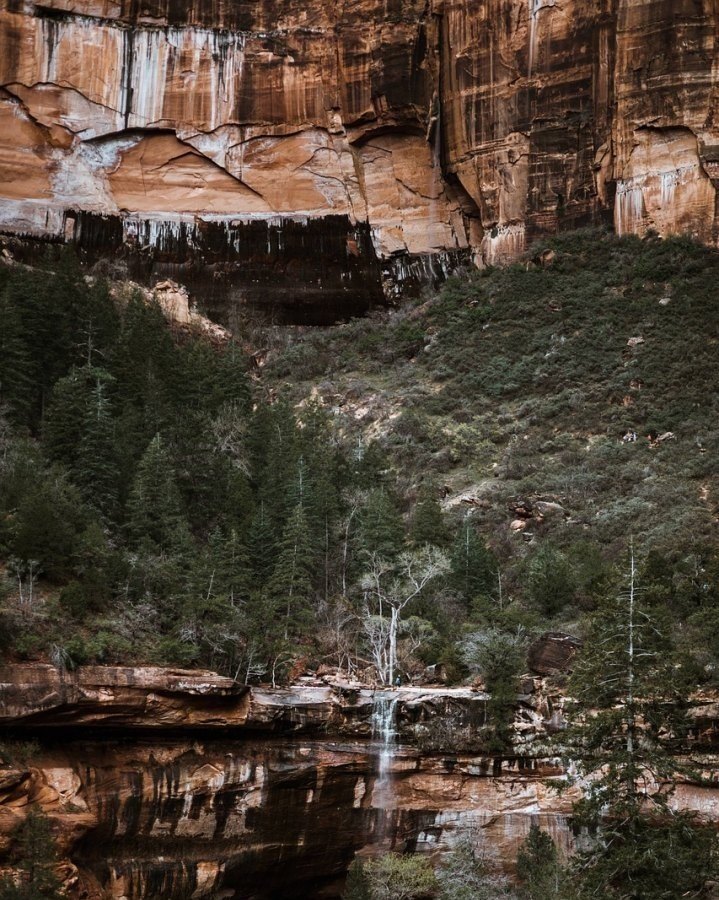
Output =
[
  {"x1": 258, "y1": 229, "x2": 719, "y2": 637},
  {"x1": 263, "y1": 232, "x2": 718, "y2": 539},
  {"x1": 1, "y1": 230, "x2": 719, "y2": 682}
]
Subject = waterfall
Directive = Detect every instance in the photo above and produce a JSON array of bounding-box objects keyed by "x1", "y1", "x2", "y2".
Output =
[
  {"x1": 528, "y1": 0, "x2": 539, "y2": 77},
  {"x1": 371, "y1": 692, "x2": 398, "y2": 846}
]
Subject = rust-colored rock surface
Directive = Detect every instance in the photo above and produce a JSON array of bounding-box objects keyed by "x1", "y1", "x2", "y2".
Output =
[
  {"x1": 0, "y1": 667, "x2": 576, "y2": 898},
  {"x1": 527, "y1": 632, "x2": 582, "y2": 675},
  {"x1": 1, "y1": 0, "x2": 718, "y2": 314},
  {"x1": 0, "y1": 666, "x2": 717, "y2": 899},
  {"x1": 0, "y1": 739, "x2": 574, "y2": 899},
  {"x1": 0, "y1": 664, "x2": 250, "y2": 728}
]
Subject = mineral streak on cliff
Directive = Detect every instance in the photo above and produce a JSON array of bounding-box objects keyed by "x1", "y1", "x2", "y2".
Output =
[
  {"x1": 0, "y1": 666, "x2": 577, "y2": 899},
  {"x1": 0, "y1": 665, "x2": 717, "y2": 899},
  {"x1": 1, "y1": 0, "x2": 718, "y2": 307}
]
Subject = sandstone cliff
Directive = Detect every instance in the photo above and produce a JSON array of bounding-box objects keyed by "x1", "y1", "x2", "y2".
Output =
[
  {"x1": 1, "y1": 0, "x2": 718, "y2": 316},
  {"x1": 0, "y1": 665, "x2": 716, "y2": 899}
]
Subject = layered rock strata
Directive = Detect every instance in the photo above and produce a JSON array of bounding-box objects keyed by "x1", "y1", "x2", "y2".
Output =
[
  {"x1": 1, "y1": 738, "x2": 574, "y2": 899},
  {"x1": 0, "y1": 665, "x2": 717, "y2": 899},
  {"x1": 1, "y1": 0, "x2": 718, "y2": 316}
]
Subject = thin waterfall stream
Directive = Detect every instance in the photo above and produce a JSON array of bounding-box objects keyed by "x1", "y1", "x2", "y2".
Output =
[{"x1": 371, "y1": 692, "x2": 399, "y2": 846}]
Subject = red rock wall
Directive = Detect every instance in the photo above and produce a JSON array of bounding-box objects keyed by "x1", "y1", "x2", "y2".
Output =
[
  {"x1": 0, "y1": 668, "x2": 717, "y2": 899},
  {"x1": 0, "y1": 0, "x2": 717, "y2": 285},
  {"x1": 1, "y1": 739, "x2": 575, "y2": 899}
]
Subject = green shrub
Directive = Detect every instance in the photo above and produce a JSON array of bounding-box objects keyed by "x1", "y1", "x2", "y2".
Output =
[{"x1": 344, "y1": 854, "x2": 437, "y2": 900}]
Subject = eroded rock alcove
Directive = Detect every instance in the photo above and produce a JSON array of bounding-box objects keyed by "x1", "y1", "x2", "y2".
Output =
[{"x1": 1, "y1": 0, "x2": 718, "y2": 319}]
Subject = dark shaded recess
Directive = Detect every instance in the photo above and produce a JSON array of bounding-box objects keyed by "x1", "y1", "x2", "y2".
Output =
[
  {"x1": 0, "y1": 723, "x2": 327, "y2": 743},
  {"x1": 224, "y1": 762, "x2": 369, "y2": 899},
  {"x1": 95, "y1": 859, "x2": 199, "y2": 900},
  {"x1": 372, "y1": 38, "x2": 429, "y2": 110},
  {"x1": 71, "y1": 212, "x2": 386, "y2": 327},
  {"x1": 121, "y1": 0, "x2": 260, "y2": 30},
  {"x1": 3, "y1": 213, "x2": 469, "y2": 328},
  {"x1": 351, "y1": 123, "x2": 426, "y2": 144},
  {"x1": 121, "y1": 770, "x2": 144, "y2": 836},
  {"x1": 381, "y1": 248, "x2": 472, "y2": 300},
  {"x1": 0, "y1": 717, "x2": 333, "y2": 740},
  {"x1": 33, "y1": 4, "x2": 66, "y2": 20},
  {"x1": 409, "y1": 23, "x2": 428, "y2": 100},
  {"x1": 522, "y1": 103, "x2": 613, "y2": 243}
]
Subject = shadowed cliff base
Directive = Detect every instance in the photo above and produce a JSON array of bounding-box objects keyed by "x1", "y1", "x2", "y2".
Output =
[
  {"x1": 0, "y1": 676, "x2": 575, "y2": 900},
  {"x1": 2, "y1": 215, "x2": 472, "y2": 326}
]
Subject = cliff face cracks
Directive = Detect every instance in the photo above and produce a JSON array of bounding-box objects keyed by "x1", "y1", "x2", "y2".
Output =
[{"x1": 1, "y1": 0, "x2": 718, "y2": 309}]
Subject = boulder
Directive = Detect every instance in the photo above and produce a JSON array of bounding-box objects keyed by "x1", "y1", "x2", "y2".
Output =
[{"x1": 527, "y1": 633, "x2": 582, "y2": 675}]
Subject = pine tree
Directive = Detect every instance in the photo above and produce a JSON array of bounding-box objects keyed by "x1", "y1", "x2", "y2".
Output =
[
  {"x1": 252, "y1": 399, "x2": 301, "y2": 536},
  {"x1": 462, "y1": 628, "x2": 526, "y2": 751},
  {"x1": 248, "y1": 501, "x2": 277, "y2": 582},
  {"x1": 43, "y1": 368, "x2": 89, "y2": 468},
  {"x1": 214, "y1": 340, "x2": 252, "y2": 410},
  {"x1": 5, "y1": 257, "x2": 89, "y2": 427},
  {"x1": 267, "y1": 503, "x2": 316, "y2": 639},
  {"x1": 450, "y1": 517, "x2": 497, "y2": 605},
  {"x1": 76, "y1": 375, "x2": 120, "y2": 520},
  {"x1": 409, "y1": 485, "x2": 449, "y2": 548},
  {"x1": 297, "y1": 403, "x2": 348, "y2": 599},
  {"x1": 516, "y1": 824, "x2": 566, "y2": 899},
  {"x1": 228, "y1": 588, "x2": 286, "y2": 684},
  {"x1": 111, "y1": 293, "x2": 176, "y2": 452},
  {"x1": 127, "y1": 435, "x2": 190, "y2": 553},
  {"x1": 6, "y1": 455, "x2": 91, "y2": 583},
  {"x1": 561, "y1": 549, "x2": 718, "y2": 898},
  {"x1": 208, "y1": 526, "x2": 252, "y2": 606},
  {"x1": 528, "y1": 545, "x2": 576, "y2": 617},
  {"x1": 299, "y1": 409, "x2": 341, "y2": 525},
  {"x1": 74, "y1": 277, "x2": 120, "y2": 370},
  {"x1": 357, "y1": 489, "x2": 405, "y2": 562},
  {"x1": 0, "y1": 290, "x2": 35, "y2": 427},
  {"x1": 246, "y1": 402, "x2": 275, "y2": 487}
]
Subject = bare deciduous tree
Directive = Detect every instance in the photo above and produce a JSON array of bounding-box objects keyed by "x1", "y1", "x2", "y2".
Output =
[
  {"x1": 9, "y1": 557, "x2": 41, "y2": 612},
  {"x1": 360, "y1": 546, "x2": 450, "y2": 684}
]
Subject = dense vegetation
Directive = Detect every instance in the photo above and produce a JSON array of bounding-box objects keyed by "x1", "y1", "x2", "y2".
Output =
[
  {"x1": 258, "y1": 229, "x2": 719, "y2": 675},
  {"x1": 2, "y1": 232, "x2": 719, "y2": 691},
  {"x1": 2, "y1": 230, "x2": 719, "y2": 897},
  {"x1": 0, "y1": 251, "x2": 481, "y2": 687}
]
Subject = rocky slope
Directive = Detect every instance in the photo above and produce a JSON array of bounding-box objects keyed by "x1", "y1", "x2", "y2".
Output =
[
  {"x1": 0, "y1": 662, "x2": 717, "y2": 899},
  {"x1": 1, "y1": 0, "x2": 718, "y2": 317}
]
